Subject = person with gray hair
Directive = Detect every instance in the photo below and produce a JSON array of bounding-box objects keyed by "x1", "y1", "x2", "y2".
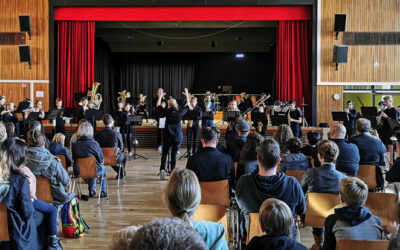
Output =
[
  {"x1": 349, "y1": 118, "x2": 386, "y2": 189},
  {"x1": 329, "y1": 124, "x2": 360, "y2": 176},
  {"x1": 0, "y1": 121, "x2": 7, "y2": 143},
  {"x1": 72, "y1": 122, "x2": 107, "y2": 198}
]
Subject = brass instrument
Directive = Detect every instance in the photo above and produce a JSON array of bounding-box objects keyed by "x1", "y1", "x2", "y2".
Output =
[
  {"x1": 90, "y1": 82, "x2": 103, "y2": 109},
  {"x1": 118, "y1": 90, "x2": 127, "y2": 103}
]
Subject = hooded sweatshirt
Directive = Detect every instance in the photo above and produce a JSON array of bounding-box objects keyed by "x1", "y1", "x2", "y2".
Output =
[
  {"x1": 25, "y1": 146, "x2": 74, "y2": 205},
  {"x1": 279, "y1": 153, "x2": 310, "y2": 173},
  {"x1": 322, "y1": 206, "x2": 383, "y2": 250},
  {"x1": 246, "y1": 235, "x2": 307, "y2": 250}
]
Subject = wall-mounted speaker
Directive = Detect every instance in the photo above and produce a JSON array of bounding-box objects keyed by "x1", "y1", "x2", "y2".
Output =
[
  {"x1": 19, "y1": 15, "x2": 31, "y2": 40},
  {"x1": 334, "y1": 14, "x2": 347, "y2": 40},
  {"x1": 333, "y1": 45, "x2": 348, "y2": 71},
  {"x1": 19, "y1": 45, "x2": 31, "y2": 69}
]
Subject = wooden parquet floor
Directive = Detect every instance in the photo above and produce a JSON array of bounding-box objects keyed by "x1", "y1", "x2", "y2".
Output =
[{"x1": 59, "y1": 149, "x2": 314, "y2": 250}]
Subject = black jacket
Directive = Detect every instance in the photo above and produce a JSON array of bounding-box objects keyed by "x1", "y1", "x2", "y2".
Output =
[
  {"x1": 72, "y1": 136, "x2": 104, "y2": 176},
  {"x1": 246, "y1": 235, "x2": 307, "y2": 250},
  {"x1": 95, "y1": 126, "x2": 124, "y2": 153}
]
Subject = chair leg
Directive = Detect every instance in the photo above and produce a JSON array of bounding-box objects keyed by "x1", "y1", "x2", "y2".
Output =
[
  {"x1": 296, "y1": 220, "x2": 301, "y2": 243},
  {"x1": 106, "y1": 175, "x2": 109, "y2": 200},
  {"x1": 78, "y1": 179, "x2": 82, "y2": 198},
  {"x1": 98, "y1": 176, "x2": 103, "y2": 206},
  {"x1": 122, "y1": 163, "x2": 126, "y2": 184},
  {"x1": 117, "y1": 164, "x2": 121, "y2": 188}
]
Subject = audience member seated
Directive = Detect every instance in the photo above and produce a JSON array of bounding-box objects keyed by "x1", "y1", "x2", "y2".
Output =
[
  {"x1": 165, "y1": 168, "x2": 228, "y2": 250},
  {"x1": 388, "y1": 222, "x2": 400, "y2": 250},
  {"x1": 300, "y1": 140, "x2": 346, "y2": 250},
  {"x1": 95, "y1": 114, "x2": 126, "y2": 179},
  {"x1": 0, "y1": 121, "x2": 7, "y2": 143},
  {"x1": 236, "y1": 139, "x2": 306, "y2": 238},
  {"x1": 302, "y1": 130, "x2": 321, "y2": 168},
  {"x1": 246, "y1": 198, "x2": 307, "y2": 250},
  {"x1": 69, "y1": 119, "x2": 88, "y2": 157},
  {"x1": 49, "y1": 133, "x2": 72, "y2": 169},
  {"x1": 329, "y1": 124, "x2": 359, "y2": 176},
  {"x1": 5, "y1": 122, "x2": 15, "y2": 139},
  {"x1": 29, "y1": 121, "x2": 50, "y2": 148},
  {"x1": 129, "y1": 217, "x2": 206, "y2": 250},
  {"x1": 386, "y1": 140, "x2": 400, "y2": 183},
  {"x1": 236, "y1": 132, "x2": 264, "y2": 182},
  {"x1": 72, "y1": 122, "x2": 107, "y2": 198},
  {"x1": 197, "y1": 126, "x2": 226, "y2": 153},
  {"x1": 26, "y1": 129, "x2": 75, "y2": 206},
  {"x1": 349, "y1": 118, "x2": 386, "y2": 189},
  {"x1": 110, "y1": 225, "x2": 140, "y2": 250},
  {"x1": 186, "y1": 127, "x2": 234, "y2": 189},
  {"x1": 323, "y1": 177, "x2": 383, "y2": 250},
  {"x1": 225, "y1": 119, "x2": 250, "y2": 162},
  {"x1": 3, "y1": 138, "x2": 63, "y2": 250},
  {"x1": 279, "y1": 137, "x2": 310, "y2": 173},
  {"x1": 273, "y1": 124, "x2": 294, "y2": 155}
]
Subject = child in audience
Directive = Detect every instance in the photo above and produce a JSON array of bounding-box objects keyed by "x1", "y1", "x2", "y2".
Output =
[
  {"x1": 246, "y1": 198, "x2": 307, "y2": 250},
  {"x1": 280, "y1": 137, "x2": 310, "y2": 173},
  {"x1": 302, "y1": 130, "x2": 321, "y2": 167},
  {"x1": 323, "y1": 177, "x2": 383, "y2": 250}
]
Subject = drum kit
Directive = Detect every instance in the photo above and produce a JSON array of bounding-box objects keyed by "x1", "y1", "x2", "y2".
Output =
[{"x1": 272, "y1": 101, "x2": 290, "y2": 113}]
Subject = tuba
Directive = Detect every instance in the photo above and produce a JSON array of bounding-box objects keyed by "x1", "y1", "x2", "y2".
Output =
[
  {"x1": 91, "y1": 82, "x2": 103, "y2": 109},
  {"x1": 117, "y1": 90, "x2": 127, "y2": 103}
]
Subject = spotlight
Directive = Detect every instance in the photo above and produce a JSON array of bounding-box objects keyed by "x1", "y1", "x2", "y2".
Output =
[
  {"x1": 235, "y1": 53, "x2": 245, "y2": 59},
  {"x1": 210, "y1": 41, "x2": 217, "y2": 48},
  {"x1": 157, "y1": 41, "x2": 164, "y2": 46}
]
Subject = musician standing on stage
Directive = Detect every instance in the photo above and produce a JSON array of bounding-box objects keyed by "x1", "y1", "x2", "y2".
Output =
[
  {"x1": 55, "y1": 98, "x2": 66, "y2": 135},
  {"x1": 125, "y1": 91, "x2": 134, "y2": 105},
  {"x1": 200, "y1": 91, "x2": 216, "y2": 129},
  {"x1": 153, "y1": 88, "x2": 167, "y2": 151},
  {"x1": 136, "y1": 94, "x2": 149, "y2": 123},
  {"x1": 122, "y1": 103, "x2": 134, "y2": 157},
  {"x1": 77, "y1": 97, "x2": 89, "y2": 121},
  {"x1": 2, "y1": 102, "x2": 19, "y2": 136},
  {"x1": 238, "y1": 92, "x2": 253, "y2": 114},
  {"x1": 186, "y1": 96, "x2": 202, "y2": 156},
  {"x1": 34, "y1": 100, "x2": 45, "y2": 133},
  {"x1": 287, "y1": 99, "x2": 302, "y2": 138},
  {"x1": 343, "y1": 100, "x2": 359, "y2": 138},
  {"x1": 378, "y1": 96, "x2": 398, "y2": 165},
  {"x1": 114, "y1": 101, "x2": 125, "y2": 134},
  {"x1": 252, "y1": 103, "x2": 268, "y2": 136},
  {"x1": 158, "y1": 88, "x2": 191, "y2": 180}
]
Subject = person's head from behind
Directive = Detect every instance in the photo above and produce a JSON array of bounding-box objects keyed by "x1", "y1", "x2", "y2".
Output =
[
  {"x1": 317, "y1": 140, "x2": 339, "y2": 164},
  {"x1": 201, "y1": 127, "x2": 218, "y2": 147},
  {"x1": 164, "y1": 168, "x2": 201, "y2": 223},
  {"x1": 52, "y1": 133, "x2": 66, "y2": 147},
  {"x1": 257, "y1": 139, "x2": 280, "y2": 171},
  {"x1": 235, "y1": 119, "x2": 250, "y2": 137},
  {"x1": 102, "y1": 114, "x2": 114, "y2": 127},
  {"x1": 76, "y1": 121, "x2": 93, "y2": 138},
  {"x1": 5, "y1": 122, "x2": 14, "y2": 139},
  {"x1": 27, "y1": 129, "x2": 46, "y2": 148},
  {"x1": 355, "y1": 118, "x2": 370, "y2": 134},
  {"x1": 339, "y1": 177, "x2": 368, "y2": 207},
  {"x1": 306, "y1": 131, "x2": 321, "y2": 146},
  {"x1": 0, "y1": 122, "x2": 6, "y2": 144},
  {"x1": 273, "y1": 124, "x2": 294, "y2": 153},
  {"x1": 259, "y1": 198, "x2": 294, "y2": 237},
  {"x1": 129, "y1": 217, "x2": 206, "y2": 250},
  {"x1": 286, "y1": 137, "x2": 302, "y2": 154},
  {"x1": 168, "y1": 98, "x2": 178, "y2": 109},
  {"x1": 329, "y1": 124, "x2": 346, "y2": 139},
  {"x1": 0, "y1": 138, "x2": 26, "y2": 182},
  {"x1": 242, "y1": 132, "x2": 264, "y2": 161},
  {"x1": 29, "y1": 120, "x2": 42, "y2": 132}
]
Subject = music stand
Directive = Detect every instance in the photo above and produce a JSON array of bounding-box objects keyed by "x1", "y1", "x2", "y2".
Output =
[
  {"x1": 202, "y1": 111, "x2": 214, "y2": 121},
  {"x1": 361, "y1": 106, "x2": 378, "y2": 129},
  {"x1": 332, "y1": 111, "x2": 348, "y2": 122},
  {"x1": 270, "y1": 114, "x2": 288, "y2": 126},
  {"x1": 85, "y1": 109, "x2": 103, "y2": 131},
  {"x1": 180, "y1": 110, "x2": 200, "y2": 160},
  {"x1": 16, "y1": 102, "x2": 30, "y2": 113},
  {"x1": 127, "y1": 115, "x2": 147, "y2": 160},
  {"x1": 24, "y1": 112, "x2": 39, "y2": 125},
  {"x1": 251, "y1": 112, "x2": 268, "y2": 127},
  {"x1": 46, "y1": 109, "x2": 62, "y2": 121},
  {"x1": 223, "y1": 111, "x2": 241, "y2": 122}
]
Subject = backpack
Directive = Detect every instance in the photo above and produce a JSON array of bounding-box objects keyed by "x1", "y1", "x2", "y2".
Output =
[{"x1": 61, "y1": 196, "x2": 90, "y2": 238}]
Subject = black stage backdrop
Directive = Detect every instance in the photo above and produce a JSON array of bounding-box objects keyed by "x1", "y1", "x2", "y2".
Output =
[{"x1": 94, "y1": 38, "x2": 113, "y2": 113}]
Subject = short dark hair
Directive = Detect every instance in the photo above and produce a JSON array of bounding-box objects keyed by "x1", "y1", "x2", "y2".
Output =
[
  {"x1": 201, "y1": 127, "x2": 217, "y2": 144},
  {"x1": 306, "y1": 131, "x2": 321, "y2": 146},
  {"x1": 288, "y1": 99, "x2": 295, "y2": 105},
  {"x1": 129, "y1": 217, "x2": 206, "y2": 250},
  {"x1": 356, "y1": 118, "x2": 370, "y2": 133},
  {"x1": 286, "y1": 137, "x2": 302, "y2": 153},
  {"x1": 0, "y1": 138, "x2": 27, "y2": 170},
  {"x1": 242, "y1": 132, "x2": 264, "y2": 161},
  {"x1": 5, "y1": 122, "x2": 15, "y2": 138},
  {"x1": 27, "y1": 129, "x2": 46, "y2": 148},
  {"x1": 258, "y1": 139, "x2": 280, "y2": 170},
  {"x1": 347, "y1": 100, "x2": 354, "y2": 105},
  {"x1": 102, "y1": 114, "x2": 114, "y2": 126},
  {"x1": 317, "y1": 140, "x2": 339, "y2": 163}
]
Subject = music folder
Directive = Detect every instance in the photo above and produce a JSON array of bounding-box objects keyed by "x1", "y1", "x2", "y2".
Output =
[
  {"x1": 202, "y1": 111, "x2": 214, "y2": 120},
  {"x1": 183, "y1": 110, "x2": 199, "y2": 121},
  {"x1": 222, "y1": 111, "x2": 240, "y2": 122},
  {"x1": 127, "y1": 115, "x2": 143, "y2": 126},
  {"x1": 251, "y1": 112, "x2": 267, "y2": 124},
  {"x1": 331, "y1": 111, "x2": 348, "y2": 122},
  {"x1": 24, "y1": 111, "x2": 39, "y2": 124},
  {"x1": 16, "y1": 101, "x2": 31, "y2": 113},
  {"x1": 46, "y1": 109, "x2": 62, "y2": 120}
]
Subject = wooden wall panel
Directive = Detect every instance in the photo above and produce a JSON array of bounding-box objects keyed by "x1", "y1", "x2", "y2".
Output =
[
  {"x1": 34, "y1": 83, "x2": 50, "y2": 111},
  {"x1": 0, "y1": 83, "x2": 30, "y2": 106},
  {"x1": 317, "y1": 85, "x2": 343, "y2": 125}
]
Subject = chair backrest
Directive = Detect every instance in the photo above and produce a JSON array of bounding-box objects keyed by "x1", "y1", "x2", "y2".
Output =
[
  {"x1": 56, "y1": 154, "x2": 67, "y2": 170},
  {"x1": 234, "y1": 162, "x2": 238, "y2": 178},
  {"x1": 199, "y1": 180, "x2": 230, "y2": 208},
  {"x1": 36, "y1": 177, "x2": 54, "y2": 204},
  {"x1": 246, "y1": 212, "x2": 263, "y2": 244},
  {"x1": 194, "y1": 204, "x2": 229, "y2": 242},
  {"x1": 356, "y1": 164, "x2": 377, "y2": 189},
  {"x1": 304, "y1": 193, "x2": 341, "y2": 228},
  {"x1": 75, "y1": 157, "x2": 98, "y2": 178},
  {"x1": 277, "y1": 163, "x2": 281, "y2": 173},
  {"x1": 286, "y1": 170, "x2": 305, "y2": 183},
  {"x1": 336, "y1": 240, "x2": 389, "y2": 250},
  {"x1": 0, "y1": 203, "x2": 10, "y2": 241},
  {"x1": 306, "y1": 156, "x2": 314, "y2": 168},
  {"x1": 101, "y1": 148, "x2": 117, "y2": 166},
  {"x1": 364, "y1": 192, "x2": 398, "y2": 227}
]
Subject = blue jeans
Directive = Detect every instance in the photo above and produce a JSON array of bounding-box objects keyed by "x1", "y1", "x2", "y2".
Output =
[
  {"x1": 88, "y1": 165, "x2": 107, "y2": 192},
  {"x1": 33, "y1": 199, "x2": 58, "y2": 236}
]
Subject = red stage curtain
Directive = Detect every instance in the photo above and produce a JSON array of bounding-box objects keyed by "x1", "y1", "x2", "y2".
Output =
[
  {"x1": 276, "y1": 20, "x2": 311, "y2": 116},
  {"x1": 56, "y1": 21, "x2": 95, "y2": 108}
]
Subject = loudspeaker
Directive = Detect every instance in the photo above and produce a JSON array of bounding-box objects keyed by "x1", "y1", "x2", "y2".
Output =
[
  {"x1": 19, "y1": 15, "x2": 31, "y2": 39},
  {"x1": 333, "y1": 45, "x2": 348, "y2": 70},
  {"x1": 19, "y1": 45, "x2": 31, "y2": 69},
  {"x1": 334, "y1": 14, "x2": 347, "y2": 32}
]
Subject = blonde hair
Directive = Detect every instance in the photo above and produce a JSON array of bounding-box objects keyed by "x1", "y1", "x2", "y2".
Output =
[
  {"x1": 164, "y1": 168, "x2": 201, "y2": 225},
  {"x1": 76, "y1": 121, "x2": 93, "y2": 138},
  {"x1": 339, "y1": 177, "x2": 368, "y2": 206},
  {"x1": 168, "y1": 98, "x2": 178, "y2": 109},
  {"x1": 52, "y1": 133, "x2": 66, "y2": 147},
  {"x1": 0, "y1": 122, "x2": 7, "y2": 143},
  {"x1": 259, "y1": 198, "x2": 293, "y2": 237},
  {"x1": 383, "y1": 95, "x2": 393, "y2": 102},
  {"x1": 0, "y1": 154, "x2": 10, "y2": 182}
]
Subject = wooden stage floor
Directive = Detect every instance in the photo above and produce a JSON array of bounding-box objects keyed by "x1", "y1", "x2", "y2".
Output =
[{"x1": 59, "y1": 149, "x2": 314, "y2": 249}]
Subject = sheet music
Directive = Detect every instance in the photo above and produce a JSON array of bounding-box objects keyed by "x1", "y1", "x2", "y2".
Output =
[{"x1": 159, "y1": 118, "x2": 166, "y2": 129}]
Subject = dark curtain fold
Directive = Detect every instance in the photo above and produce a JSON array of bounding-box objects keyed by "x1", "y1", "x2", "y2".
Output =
[
  {"x1": 94, "y1": 37, "x2": 112, "y2": 114},
  {"x1": 113, "y1": 53, "x2": 195, "y2": 116},
  {"x1": 276, "y1": 20, "x2": 312, "y2": 121},
  {"x1": 56, "y1": 21, "x2": 95, "y2": 108}
]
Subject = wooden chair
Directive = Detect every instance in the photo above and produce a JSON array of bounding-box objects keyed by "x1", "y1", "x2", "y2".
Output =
[
  {"x1": 102, "y1": 147, "x2": 125, "y2": 187},
  {"x1": 75, "y1": 157, "x2": 109, "y2": 206},
  {"x1": 364, "y1": 192, "x2": 398, "y2": 227},
  {"x1": 286, "y1": 170, "x2": 305, "y2": 183},
  {"x1": 246, "y1": 212, "x2": 263, "y2": 244},
  {"x1": 356, "y1": 164, "x2": 377, "y2": 190},
  {"x1": 194, "y1": 204, "x2": 229, "y2": 243},
  {"x1": 234, "y1": 162, "x2": 238, "y2": 179},
  {"x1": 0, "y1": 203, "x2": 10, "y2": 241},
  {"x1": 304, "y1": 193, "x2": 341, "y2": 228},
  {"x1": 36, "y1": 177, "x2": 54, "y2": 204},
  {"x1": 199, "y1": 180, "x2": 230, "y2": 208},
  {"x1": 336, "y1": 240, "x2": 389, "y2": 250},
  {"x1": 56, "y1": 154, "x2": 67, "y2": 170}
]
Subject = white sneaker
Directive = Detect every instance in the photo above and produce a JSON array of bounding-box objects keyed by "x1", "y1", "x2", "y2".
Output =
[
  {"x1": 129, "y1": 152, "x2": 133, "y2": 157},
  {"x1": 160, "y1": 170, "x2": 165, "y2": 180},
  {"x1": 157, "y1": 146, "x2": 162, "y2": 152}
]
